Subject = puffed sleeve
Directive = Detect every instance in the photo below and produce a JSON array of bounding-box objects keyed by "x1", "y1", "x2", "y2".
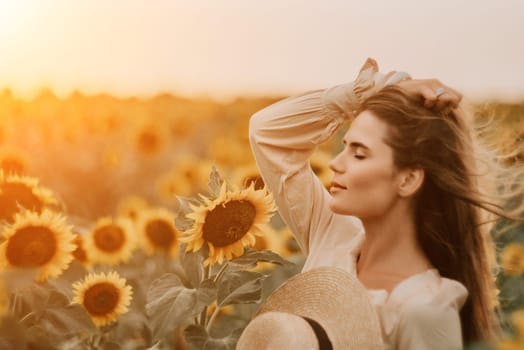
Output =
[
  {"x1": 248, "y1": 58, "x2": 410, "y2": 255},
  {"x1": 396, "y1": 304, "x2": 464, "y2": 350}
]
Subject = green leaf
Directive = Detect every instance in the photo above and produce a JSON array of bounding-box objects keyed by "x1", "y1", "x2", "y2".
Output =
[
  {"x1": 145, "y1": 341, "x2": 163, "y2": 350},
  {"x1": 229, "y1": 248, "x2": 294, "y2": 268},
  {"x1": 45, "y1": 260, "x2": 88, "y2": 299},
  {"x1": 100, "y1": 342, "x2": 121, "y2": 350},
  {"x1": 12, "y1": 287, "x2": 96, "y2": 337},
  {"x1": 217, "y1": 270, "x2": 265, "y2": 307},
  {"x1": 184, "y1": 325, "x2": 243, "y2": 350},
  {"x1": 146, "y1": 273, "x2": 217, "y2": 340},
  {"x1": 499, "y1": 275, "x2": 524, "y2": 312},
  {"x1": 9, "y1": 283, "x2": 51, "y2": 320},
  {"x1": 208, "y1": 165, "x2": 224, "y2": 197},
  {"x1": 25, "y1": 325, "x2": 55, "y2": 350},
  {"x1": 174, "y1": 196, "x2": 197, "y2": 232},
  {"x1": 107, "y1": 311, "x2": 153, "y2": 349},
  {"x1": 46, "y1": 289, "x2": 70, "y2": 307},
  {"x1": 179, "y1": 246, "x2": 205, "y2": 288},
  {"x1": 2, "y1": 269, "x2": 39, "y2": 293},
  {"x1": 0, "y1": 315, "x2": 27, "y2": 349},
  {"x1": 40, "y1": 301, "x2": 96, "y2": 337}
]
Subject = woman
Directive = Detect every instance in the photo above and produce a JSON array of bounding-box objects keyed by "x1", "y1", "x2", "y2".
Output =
[{"x1": 248, "y1": 58, "x2": 521, "y2": 348}]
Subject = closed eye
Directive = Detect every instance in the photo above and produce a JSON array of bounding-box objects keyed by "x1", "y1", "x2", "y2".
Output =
[{"x1": 354, "y1": 155, "x2": 366, "y2": 160}]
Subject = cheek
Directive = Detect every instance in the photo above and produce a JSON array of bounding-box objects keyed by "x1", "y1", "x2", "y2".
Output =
[
  {"x1": 330, "y1": 161, "x2": 397, "y2": 216},
  {"x1": 346, "y1": 162, "x2": 393, "y2": 189}
]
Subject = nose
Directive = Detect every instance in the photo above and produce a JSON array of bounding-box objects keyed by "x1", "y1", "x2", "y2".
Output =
[{"x1": 329, "y1": 152, "x2": 343, "y2": 173}]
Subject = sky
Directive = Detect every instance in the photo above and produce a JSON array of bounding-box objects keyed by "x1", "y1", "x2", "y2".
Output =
[{"x1": 0, "y1": 0, "x2": 523, "y2": 102}]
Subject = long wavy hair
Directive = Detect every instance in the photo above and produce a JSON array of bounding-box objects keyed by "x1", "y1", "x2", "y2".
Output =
[{"x1": 358, "y1": 85, "x2": 524, "y2": 345}]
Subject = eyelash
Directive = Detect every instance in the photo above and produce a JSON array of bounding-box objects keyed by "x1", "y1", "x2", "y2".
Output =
[{"x1": 343, "y1": 143, "x2": 366, "y2": 159}]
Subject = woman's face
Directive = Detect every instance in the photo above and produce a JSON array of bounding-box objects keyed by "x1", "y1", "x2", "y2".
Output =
[{"x1": 328, "y1": 110, "x2": 402, "y2": 218}]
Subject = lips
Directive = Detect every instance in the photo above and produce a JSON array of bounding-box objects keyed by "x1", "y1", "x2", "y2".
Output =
[{"x1": 330, "y1": 181, "x2": 347, "y2": 190}]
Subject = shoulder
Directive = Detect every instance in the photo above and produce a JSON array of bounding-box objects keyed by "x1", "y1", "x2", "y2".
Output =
[
  {"x1": 394, "y1": 277, "x2": 468, "y2": 350},
  {"x1": 399, "y1": 303, "x2": 461, "y2": 328},
  {"x1": 390, "y1": 271, "x2": 469, "y2": 311},
  {"x1": 394, "y1": 274, "x2": 468, "y2": 324},
  {"x1": 396, "y1": 303, "x2": 464, "y2": 349}
]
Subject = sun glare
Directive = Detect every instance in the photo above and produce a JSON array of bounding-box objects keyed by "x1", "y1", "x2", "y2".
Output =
[{"x1": 0, "y1": 1, "x2": 39, "y2": 40}]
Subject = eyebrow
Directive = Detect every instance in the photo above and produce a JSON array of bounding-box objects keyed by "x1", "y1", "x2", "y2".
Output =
[{"x1": 342, "y1": 139, "x2": 370, "y2": 150}]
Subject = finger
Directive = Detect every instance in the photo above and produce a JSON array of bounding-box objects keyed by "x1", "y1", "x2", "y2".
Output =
[
  {"x1": 444, "y1": 87, "x2": 463, "y2": 108},
  {"x1": 443, "y1": 85, "x2": 463, "y2": 100},
  {"x1": 433, "y1": 98, "x2": 451, "y2": 112},
  {"x1": 441, "y1": 95, "x2": 460, "y2": 110},
  {"x1": 435, "y1": 88, "x2": 462, "y2": 109},
  {"x1": 420, "y1": 86, "x2": 439, "y2": 109}
]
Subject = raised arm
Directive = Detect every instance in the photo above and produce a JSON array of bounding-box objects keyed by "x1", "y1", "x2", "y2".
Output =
[{"x1": 248, "y1": 58, "x2": 410, "y2": 255}]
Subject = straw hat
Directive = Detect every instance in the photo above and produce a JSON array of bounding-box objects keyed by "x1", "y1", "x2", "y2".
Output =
[{"x1": 236, "y1": 266, "x2": 384, "y2": 350}]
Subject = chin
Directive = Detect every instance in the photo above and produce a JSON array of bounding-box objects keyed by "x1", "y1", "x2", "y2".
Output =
[{"x1": 329, "y1": 201, "x2": 353, "y2": 216}]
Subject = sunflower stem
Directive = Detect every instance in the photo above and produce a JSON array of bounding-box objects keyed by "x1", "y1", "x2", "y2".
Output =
[
  {"x1": 199, "y1": 264, "x2": 210, "y2": 326},
  {"x1": 213, "y1": 262, "x2": 230, "y2": 284},
  {"x1": 19, "y1": 311, "x2": 36, "y2": 325},
  {"x1": 205, "y1": 304, "x2": 222, "y2": 333},
  {"x1": 203, "y1": 262, "x2": 230, "y2": 331}
]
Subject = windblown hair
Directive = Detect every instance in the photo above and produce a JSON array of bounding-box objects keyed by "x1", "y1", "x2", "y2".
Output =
[{"x1": 359, "y1": 85, "x2": 524, "y2": 345}]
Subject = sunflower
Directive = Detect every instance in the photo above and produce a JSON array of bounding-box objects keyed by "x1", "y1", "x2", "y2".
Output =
[
  {"x1": 0, "y1": 209, "x2": 75, "y2": 281},
  {"x1": 0, "y1": 149, "x2": 30, "y2": 175},
  {"x1": 134, "y1": 124, "x2": 166, "y2": 156},
  {"x1": 276, "y1": 226, "x2": 302, "y2": 257},
  {"x1": 232, "y1": 163, "x2": 266, "y2": 191},
  {"x1": 495, "y1": 309, "x2": 524, "y2": 349},
  {"x1": 71, "y1": 233, "x2": 91, "y2": 268},
  {"x1": 155, "y1": 157, "x2": 213, "y2": 198},
  {"x1": 181, "y1": 182, "x2": 276, "y2": 266},
  {"x1": 136, "y1": 207, "x2": 179, "y2": 257},
  {"x1": 170, "y1": 115, "x2": 194, "y2": 138},
  {"x1": 100, "y1": 146, "x2": 122, "y2": 170},
  {"x1": 208, "y1": 136, "x2": 253, "y2": 167},
  {"x1": 511, "y1": 309, "x2": 524, "y2": 340},
  {"x1": 310, "y1": 150, "x2": 334, "y2": 189},
  {"x1": 0, "y1": 171, "x2": 58, "y2": 223},
  {"x1": 83, "y1": 217, "x2": 136, "y2": 265},
  {"x1": 72, "y1": 271, "x2": 132, "y2": 327},
  {"x1": 116, "y1": 195, "x2": 149, "y2": 221},
  {"x1": 500, "y1": 243, "x2": 524, "y2": 276}
]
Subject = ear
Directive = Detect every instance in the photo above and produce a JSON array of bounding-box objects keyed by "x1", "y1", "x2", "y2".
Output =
[{"x1": 397, "y1": 167, "x2": 425, "y2": 197}]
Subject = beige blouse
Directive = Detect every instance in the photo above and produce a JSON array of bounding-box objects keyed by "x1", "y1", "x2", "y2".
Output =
[{"x1": 248, "y1": 58, "x2": 469, "y2": 350}]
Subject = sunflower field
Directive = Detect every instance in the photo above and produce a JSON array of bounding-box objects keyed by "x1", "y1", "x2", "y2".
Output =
[{"x1": 0, "y1": 88, "x2": 523, "y2": 349}]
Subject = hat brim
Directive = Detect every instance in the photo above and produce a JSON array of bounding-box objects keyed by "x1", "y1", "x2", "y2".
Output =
[{"x1": 255, "y1": 266, "x2": 384, "y2": 349}]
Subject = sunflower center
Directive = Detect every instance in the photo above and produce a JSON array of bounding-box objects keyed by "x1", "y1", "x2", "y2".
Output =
[
  {"x1": 0, "y1": 183, "x2": 43, "y2": 222},
  {"x1": 1, "y1": 158, "x2": 26, "y2": 175},
  {"x1": 507, "y1": 255, "x2": 520, "y2": 271},
  {"x1": 72, "y1": 235, "x2": 88, "y2": 263},
  {"x1": 202, "y1": 200, "x2": 256, "y2": 247},
  {"x1": 5, "y1": 225, "x2": 57, "y2": 267},
  {"x1": 243, "y1": 175, "x2": 265, "y2": 191},
  {"x1": 93, "y1": 225, "x2": 125, "y2": 252},
  {"x1": 145, "y1": 220, "x2": 176, "y2": 249},
  {"x1": 83, "y1": 282, "x2": 120, "y2": 316},
  {"x1": 137, "y1": 130, "x2": 159, "y2": 154},
  {"x1": 127, "y1": 210, "x2": 138, "y2": 220}
]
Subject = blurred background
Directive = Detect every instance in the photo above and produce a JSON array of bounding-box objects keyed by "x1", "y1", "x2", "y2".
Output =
[
  {"x1": 1, "y1": 0, "x2": 523, "y2": 217},
  {"x1": 0, "y1": 1, "x2": 523, "y2": 348}
]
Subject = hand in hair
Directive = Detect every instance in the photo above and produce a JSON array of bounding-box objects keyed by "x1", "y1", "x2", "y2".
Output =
[{"x1": 397, "y1": 78, "x2": 463, "y2": 112}]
